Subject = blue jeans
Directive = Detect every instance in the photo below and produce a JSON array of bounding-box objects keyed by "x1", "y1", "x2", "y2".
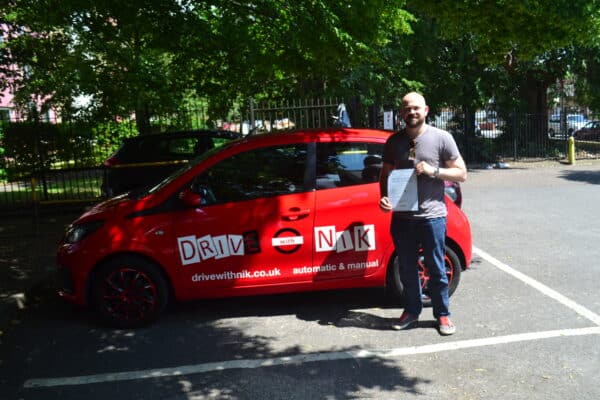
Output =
[{"x1": 391, "y1": 215, "x2": 449, "y2": 318}]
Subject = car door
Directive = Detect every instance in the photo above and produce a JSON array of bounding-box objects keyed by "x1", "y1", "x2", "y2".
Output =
[
  {"x1": 173, "y1": 142, "x2": 315, "y2": 296},
  {"x1": 312, "y1": 140, "x2": 391, "y2": 281}
]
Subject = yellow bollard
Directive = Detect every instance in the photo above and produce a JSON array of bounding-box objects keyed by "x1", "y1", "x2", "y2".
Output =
[{"x1": 567, "y1": 136, "x2": 576, "y2": 165}]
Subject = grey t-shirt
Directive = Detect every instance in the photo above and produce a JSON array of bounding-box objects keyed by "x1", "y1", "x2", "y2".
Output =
[{"x1": 382, "y1": 125, "x2": 461, "y2": 219}]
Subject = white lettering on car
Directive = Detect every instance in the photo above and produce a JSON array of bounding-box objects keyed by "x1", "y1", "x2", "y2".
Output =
[
  {"x1": 178, "y1": 234, "x2": 246, "y2": 266},
  {"x1": 315, "y1": 225, "x2": 336, "y2": 251},
  {"x1": 178, "y1": 236, "x2": 201, "y2": 266},
  {"x1": 272, "y1": 236, "x2": 304, "y2": 247},
  {"x1": 292, "y1": 260, "x2": 379, "y2": 275},
  {"x1": 314, "y1": 224, "x2": 376, "y2": 252},
  {"x1": 197, "y1": 234, "x2": 217, "y2": 261},
  {"x1": 192, "y1": 267, "x2": 282, "y2": 281},
  {"x1": 355, "y1": 224, "x2": 376, "y2": 251}
]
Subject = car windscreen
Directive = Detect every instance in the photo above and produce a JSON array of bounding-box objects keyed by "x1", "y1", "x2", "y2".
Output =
[{"x1": 142, "y1": 141, "x2": 237, "y2": 196}]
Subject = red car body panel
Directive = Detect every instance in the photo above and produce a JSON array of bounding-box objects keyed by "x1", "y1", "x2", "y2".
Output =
[{"x1": 57, "y1": 128, "x2": 472, "y2": 307}]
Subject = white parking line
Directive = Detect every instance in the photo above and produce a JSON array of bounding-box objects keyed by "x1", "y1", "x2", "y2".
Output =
[
  {"x1": 473, "y1": 246, "x2": 600, "y2": 325},
  {"x1": 23, "y1": 327, "x2": 600, "y2": 389},
  {"x1": 23, "y1": 246, "x2": 600, "y2": 389}
]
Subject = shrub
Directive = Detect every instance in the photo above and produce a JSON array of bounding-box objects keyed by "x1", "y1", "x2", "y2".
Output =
[{"x1": 92, "y1": 120, "x2": 139, "y2": 161}]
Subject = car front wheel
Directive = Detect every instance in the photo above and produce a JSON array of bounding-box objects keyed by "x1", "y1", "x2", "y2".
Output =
[{"x1": 92, "y1": 256, "x2": 169, "y2": 328}]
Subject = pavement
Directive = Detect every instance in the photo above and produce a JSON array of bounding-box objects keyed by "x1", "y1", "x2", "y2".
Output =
[{"x1": 0, "y1": 206, "x2": 85, "y2": 341}]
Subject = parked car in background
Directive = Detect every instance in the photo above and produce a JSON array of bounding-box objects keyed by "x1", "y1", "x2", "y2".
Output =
[
  {"x1": 478, "y1": 110, "x2": 500, "y2": 130},
  {"x1": 573, "y1": 120, "x2": 600, "y2": 141},
  {"x1": 101, "y1": 129, "x2": 241, "y2": 197},
  {"x1": 548, "y1": 113, "x2": 587, "y2": 138},
  {"x1": 59, "y1": 128, "x2": 472, "y2": 327},
  {"x1": 445, "y1": 113, "x2": 481, "y2": 136}
]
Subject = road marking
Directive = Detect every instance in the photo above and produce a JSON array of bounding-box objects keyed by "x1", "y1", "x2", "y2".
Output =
[
  {"x1": 23, "y1": 247, "x2": 600, "y2": 389},
  {"x1": 24, "y1": 326, "x2": 600, "y2": 389},
  {"x1": 473, "y1": 246, "x2": 600, "y2": 325}
]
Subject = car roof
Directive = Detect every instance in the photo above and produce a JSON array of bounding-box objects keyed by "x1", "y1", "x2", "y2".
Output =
[
  {"x1": 185, "y1": 128, "x2": 390, "y2": 154},
  {"x1": 237, "y1": 127, "x2": 393, "y2": 145}
]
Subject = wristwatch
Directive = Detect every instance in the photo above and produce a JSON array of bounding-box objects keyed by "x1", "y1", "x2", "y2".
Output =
[{"x1": 433, "y1": 167, "x2": 440, "y2": 178}]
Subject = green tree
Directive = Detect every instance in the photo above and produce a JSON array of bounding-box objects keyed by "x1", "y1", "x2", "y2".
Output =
[
  {"x1": 573, "y1": 45, "x2": 600, "y2": 112},
  {"x1": 409, "y1": 0, "x2": 600, "y2": 114},
  {"x1": 2, "y1": 0, "x2": 415, "y2": 132},
  {"x1": 3, "y1": 0, "x2": 201, "y2": 133}
]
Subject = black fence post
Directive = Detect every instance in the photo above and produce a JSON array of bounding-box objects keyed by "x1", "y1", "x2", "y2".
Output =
[
  {"x1": 512, "y1": 109, "x2": 518, "y2": 161},
  {"x1": 33, "y1": 123, "x2": 49, "y2": 202},
  {"x1": 249, "y1": 98, "x2": 255, "y2": 135},
  {"x1": 349, "y1": 97, "x2": 361, "y2": 128}
]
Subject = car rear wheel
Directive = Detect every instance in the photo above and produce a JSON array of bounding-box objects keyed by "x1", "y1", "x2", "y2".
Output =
[
  {"x1": 387, "y1": 245, "x2": 462, "y2": 307},
  {"x1": 92, "y1": 256, "x2": 169, "y2": 328}
]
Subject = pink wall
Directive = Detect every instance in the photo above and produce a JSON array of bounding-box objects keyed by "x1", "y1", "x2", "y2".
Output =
[{"x1": 1, "y1": 86, "x2": 15, "y2": 108}]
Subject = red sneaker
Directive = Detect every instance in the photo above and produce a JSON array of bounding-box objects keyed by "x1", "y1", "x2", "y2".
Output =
[
  {"x1": 391, "y1": 311, "x2": 419, "y2": 330},
  {"x1": 437, "y1": 316, "x2": 456, "y2": 335}
]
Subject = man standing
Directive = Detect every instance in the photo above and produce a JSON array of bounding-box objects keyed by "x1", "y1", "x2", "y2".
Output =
[{"x1": 379, "y1": 92, "x2": 467, "y2": 335}]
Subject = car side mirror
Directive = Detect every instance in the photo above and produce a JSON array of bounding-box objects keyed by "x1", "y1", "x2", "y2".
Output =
[{"x1": 179, "y1": 189, "x2": 203, "y2": 207}]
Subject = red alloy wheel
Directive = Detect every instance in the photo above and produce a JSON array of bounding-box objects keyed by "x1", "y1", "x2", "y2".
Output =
[
  {"x1": 99, "y1": 267, "x2": 159, "y2": 324},
  {"x1": 417, "y1": 246, "x2": 461, "y2": 300}
]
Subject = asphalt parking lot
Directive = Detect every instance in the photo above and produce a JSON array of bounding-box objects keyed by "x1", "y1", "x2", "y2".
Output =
[{"x1": 1, "y1": 160, "x2": 599, "y2": 400}]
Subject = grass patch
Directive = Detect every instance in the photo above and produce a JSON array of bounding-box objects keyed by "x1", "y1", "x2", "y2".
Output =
[{"x1": 0, "y1": 174, "x2": 103, "y2": 206}]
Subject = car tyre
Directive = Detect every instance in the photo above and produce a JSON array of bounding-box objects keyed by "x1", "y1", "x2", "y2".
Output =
[
  {"x1": 92, "y1": 256, "x2": 169, "y2": 328},
  {"x1": 387, "y1": 245, "x2": 462, "y2": 307}
]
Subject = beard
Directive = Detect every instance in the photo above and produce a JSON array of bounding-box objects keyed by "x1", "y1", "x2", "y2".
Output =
[{"x1": 404, "y1": 116, "x2": 424, "y2": 128}]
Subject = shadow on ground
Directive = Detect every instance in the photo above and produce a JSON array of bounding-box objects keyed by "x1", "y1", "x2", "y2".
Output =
[{"x1": 558, "y1": 169, "x2": 600, "y2": 185}]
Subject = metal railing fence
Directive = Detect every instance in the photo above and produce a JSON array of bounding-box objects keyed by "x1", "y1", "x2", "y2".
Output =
[{"x1": 1, "y1": 101, "x2": 599, "y2": 212}]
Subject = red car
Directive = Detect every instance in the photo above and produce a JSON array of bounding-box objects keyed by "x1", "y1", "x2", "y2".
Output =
[
  {"x1": 573, "y1": 120, "x2": 600, "y2": 141},
  {"x1": 57, "y1": 128, "x2": 472, "y2": 327}
]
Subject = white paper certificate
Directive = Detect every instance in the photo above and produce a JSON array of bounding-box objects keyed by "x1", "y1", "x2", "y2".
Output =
[{"x1": 388, "y1": 169, "x2": 418, "y2": 211}]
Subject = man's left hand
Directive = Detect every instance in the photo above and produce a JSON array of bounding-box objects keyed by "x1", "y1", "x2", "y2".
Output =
[{"x1": 415, "y1": 161, "x2": 435, "y2": 177}]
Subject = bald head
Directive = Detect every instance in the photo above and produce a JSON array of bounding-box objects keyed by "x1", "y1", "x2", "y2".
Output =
[
  {"x1": 400, "y1": 92, "x2": 429, "y2": 132},
  {"x1": 402, "y1": 92, "x2": 427, "y2": 108}
]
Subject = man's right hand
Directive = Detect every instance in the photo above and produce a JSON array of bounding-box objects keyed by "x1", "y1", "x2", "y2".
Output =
[{"x1": 379, "y1": 196, "x2": 392, "y2": 212}]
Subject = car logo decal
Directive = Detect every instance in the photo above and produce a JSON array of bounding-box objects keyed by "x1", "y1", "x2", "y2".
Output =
[
  {"x1": 272, "y1": 228, "x2": 304, "y2": 254},
  {"x1": 314, "y1": 224, "x2": 376, "y2": 252},
  {"x1": 177, "y1": 230, "x2": 261, "y2": 266}
]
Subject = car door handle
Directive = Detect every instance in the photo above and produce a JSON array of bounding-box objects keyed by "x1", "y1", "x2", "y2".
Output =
[{"x1": 282, "y1": 207, "x2": 311, "y2": 221}]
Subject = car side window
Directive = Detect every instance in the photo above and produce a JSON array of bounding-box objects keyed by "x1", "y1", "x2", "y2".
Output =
[
  {"x1": 168, "y1": 138, "x2": 197, "y2": 157},
  {"x1": 316, "y1": 142, "x2": 384, "y2": 189},
  {"x1": 193, "y1": 144, "x2": 308, "y2": 204}
]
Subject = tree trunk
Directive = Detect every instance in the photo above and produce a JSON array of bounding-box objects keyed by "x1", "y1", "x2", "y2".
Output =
[
  {"x1": 521, "y1": 73, "x2": 549, "y2": 114},
  {"x1": 520, "y1": 73, "x2": 550, "y2": 135}
]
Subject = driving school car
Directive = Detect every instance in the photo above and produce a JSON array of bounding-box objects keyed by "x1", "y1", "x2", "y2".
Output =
[{"x1": 57, "y1": 128, "x2": 472, "y2": 327}]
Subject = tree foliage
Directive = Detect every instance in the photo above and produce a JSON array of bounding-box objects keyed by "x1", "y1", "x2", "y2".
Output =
[
  {"x1": 2, "y1": 0, "x2": 414, "y2": 132},
  {"x1": 408, "y1": 0, "x2": 600, "y2": 113},
  {"x1": 410, "y1": 0, "x2": 600, "y2": 63},
  {"x1": 3, "y1": 0, "x2": 600, "y2": 134}
]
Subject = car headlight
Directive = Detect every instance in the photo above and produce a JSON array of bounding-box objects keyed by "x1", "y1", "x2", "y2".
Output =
[{"x1": 64, "y1": 221, "x2": 104, "y2": 244}]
